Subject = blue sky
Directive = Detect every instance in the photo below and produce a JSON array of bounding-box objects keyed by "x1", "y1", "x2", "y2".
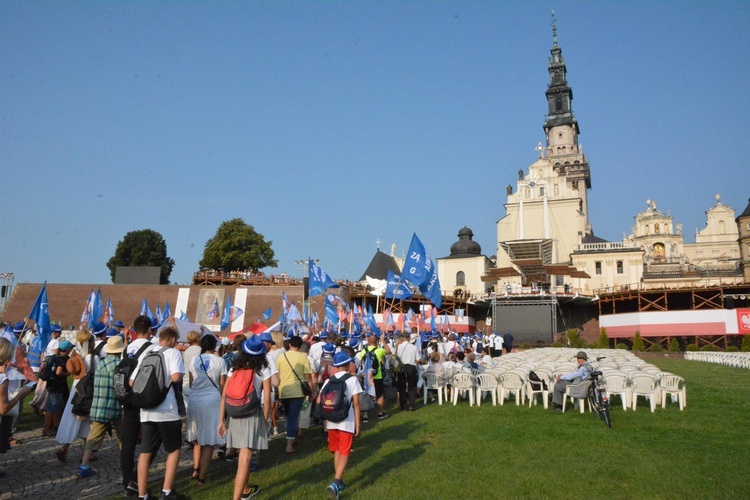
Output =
[{"x1": 2, "y1": 1, "x2": 748, "y2": 286}]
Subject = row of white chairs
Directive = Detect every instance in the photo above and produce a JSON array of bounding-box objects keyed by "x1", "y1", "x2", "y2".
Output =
[{"x1": 685, "y1": 351, "x2": 750, "y2": 369}]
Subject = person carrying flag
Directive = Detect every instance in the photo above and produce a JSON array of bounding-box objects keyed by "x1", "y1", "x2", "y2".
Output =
[{"x1": 0, "y1": 338, "x2": 36, "y2": 459}]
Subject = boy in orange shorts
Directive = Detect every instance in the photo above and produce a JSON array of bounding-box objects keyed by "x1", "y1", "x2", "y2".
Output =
[{"x1": 317, "y1": 351, "x2": 361, "y2": 499}]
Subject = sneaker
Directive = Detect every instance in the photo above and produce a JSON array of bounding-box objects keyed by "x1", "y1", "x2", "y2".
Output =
[
  {"x1": 240, "y1": 484, "x2": 261, "y2": 499},
  {"x1": 158, "y1": 490, "x2": 184, "y2": 500},
  {"x1": 77, "y1": 466, "x2": 97, "y2": 479},
  {"x1": 377, "y1": 412, "x2": 388, "y2": 420},
  {"x1": 336, "y1": 479, "x2": 346, "y2": 493},
  {"x1": 326, "y1": 482, "x2": 340, "y2": 500},
  {"x1": 160, "y1": 490, "x2": 185, "y2": 500},
  {"x1": 272, "y1": 427, "x2": 279, "y2": 435},
  {"x1": 362, "y1": 413, "x2": 369, "y2": 422}
]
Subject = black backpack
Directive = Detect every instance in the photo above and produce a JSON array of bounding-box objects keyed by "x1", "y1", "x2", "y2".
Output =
[
  {"x1": 528, "y1": 370, "x2": 548, "y2": 391},
  {"x1": 71, "y1": 352, "x2": 97, "y2": 417},
  {"x1": 130, "y1": 346, "x2": 171, "y2": 409},
  {"x1": 113, "y1": 342, "x2": 152, "y2": 406},
  {"x1": 38, "y1": 355, "x2": 55, "y2": 382},
  {"x1": 315, "y1": 373, "x2": 353, "y2": 423},
  {"x1": 364, "y1": 347, "x2": 380, "y2": 374}
]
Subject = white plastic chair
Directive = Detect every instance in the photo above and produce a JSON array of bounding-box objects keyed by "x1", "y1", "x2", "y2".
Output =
[
  {"x1": 630, "y1": 373, "x2": 658, "y2": 412},
  {"x1": 526, "y1": 372, "x2": 550, "y2": 409},
  {"x1": 603, "y1": 372, "x2": 630, "y2": 411},
  {"x1": 475, "y1": 373, "x2": 498, "y2": 406},
  {"x1": 498, "y1": 372, "x2": 525, "y2": 406},
  {"x1": 659, "y1": 374, "x2": 686, "y2": 410},
  {"x1": 563, "y1": 379, "x2": 590, "y2": 414},
  {"x1": 423, "y1": 372, "x2": 445, "y2": 406},
  {"x1": 451, "y1": 372, "x2": 475, "y2": 406}
]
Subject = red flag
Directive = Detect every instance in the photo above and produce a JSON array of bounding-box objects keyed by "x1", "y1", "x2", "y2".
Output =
[{"x1": 12, "y1": 345, "x2": 36, "y2": 381}]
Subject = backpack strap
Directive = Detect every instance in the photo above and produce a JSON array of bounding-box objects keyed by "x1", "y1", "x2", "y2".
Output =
[
  {"x1": 93, "y1": 341, "x2": 106, "y2": 357},
  {"x1": 132, "y1": 341, "x2": 152, "y2": 360}
]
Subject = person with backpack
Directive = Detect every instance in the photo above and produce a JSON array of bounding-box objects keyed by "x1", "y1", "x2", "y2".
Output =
[
  {"x1": 187, "y1": 334, "x2": 226, "y2": 486},
  {"x1": 217, "y1": 335, "x2": 271, "y2": 500},
  {"x1": 77, "y1": 335, "x2": 126, "y2": 478},
  {"x1": 317, "y1": 351, "x2": 362, "y2": 500},
  {"x1": 129, "y1": 326, "x2": 185, "y2": 500},
  {"x1": 44, "y1": 339, "x2": 73, "y2": 439},
  {"x1": 277, "y1": 335, "x2": 316, "y2": 456},
  {"x1": 119, "y1": 315, "x2": 158, "y2": 497},
  {"x1": 356, "y1": 332, "x2": 390, "y2": 421}
]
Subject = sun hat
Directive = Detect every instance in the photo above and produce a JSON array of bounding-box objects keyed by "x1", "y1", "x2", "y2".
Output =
[
  {"x1": 319, "y1": 330, "x2": 328, "y2": 339},
  {"x1": 92, "y1": 322, "x2": 107, "y2": 336},
  {"x1": 332, "y1": 351, "x2": 353, "y2": 367},
  {"x1": 322, "y1": 342, "x2": 336, "y2": 354},
  {"x1": 106, "y1": 327, "x2": 121, "y2": 338},
  {"x1": 259, "y1": 332, "x2": 276, "y2": 345},
  {"x1": 13, "y1": 321, "x2": 25, "y2": 334},
  {"x1": 113, "y1": 320, "x2": 125, "y2": 328},
  {"x1": 104, "y1": 336, "x2": 125, "y2": 354},
  {"x1": 576, "y1": 351, "x2": 588, "y2": 360},
  {"x1": 242, "y1": 335, "x2": 266, "y2": 356}
]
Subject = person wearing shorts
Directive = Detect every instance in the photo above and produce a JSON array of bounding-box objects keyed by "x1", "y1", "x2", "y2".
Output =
[
  {"x1": 129, "y1": 327, "x2": 185, "y2": 500},
  {"x1": 319, "y1": 352, "x2": 362, "y2": 500}
]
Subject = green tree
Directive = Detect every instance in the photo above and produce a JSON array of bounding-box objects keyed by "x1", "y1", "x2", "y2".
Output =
[
  {"x1": 632, "y1": 331, "x2": 645, "y2": 352},
  {"x1": 598, "y1": 327, "x2": 609, "y2": 348},
  {"x1": 742, "y1": 335, "x2": 750, "y2": 353},
  {"x1": 106, "y1": 229, "x2": 175, "y2": 284},
  {"x1": 200, "y1": 218, "x2": 277, "y2": 272},
  {"x1": 566, "y1": 329, "x2": 583, "y2": 348},
  {"x1": 668, "y1": 338, "x2": 680, "y2": 352}
]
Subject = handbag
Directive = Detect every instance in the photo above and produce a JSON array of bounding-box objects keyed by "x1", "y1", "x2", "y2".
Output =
[
  {"x1": 359, "y1": 391, "x2": 375, "y2": 412},
  {"x1": 284, "y1": 353, "x2": 313, "y2": 397}
]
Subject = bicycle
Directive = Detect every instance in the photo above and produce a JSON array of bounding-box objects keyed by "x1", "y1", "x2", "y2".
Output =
[{"x1": 587, "y1": 357, "x2": 611, "y2": 428}]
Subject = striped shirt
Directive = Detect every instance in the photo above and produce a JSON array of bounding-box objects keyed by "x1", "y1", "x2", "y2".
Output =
[{"x1": 90, "y1": 355, "x2": 123, "y2": 423}]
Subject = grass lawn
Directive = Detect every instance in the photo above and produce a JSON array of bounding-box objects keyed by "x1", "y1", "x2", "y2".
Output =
[{"x1": 141, "y1": 357, "x2": 749, "y2": 499}]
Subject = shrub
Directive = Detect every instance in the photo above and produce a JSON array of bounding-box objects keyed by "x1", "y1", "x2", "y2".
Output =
[
  {"x1": 550, "y1": 342, "x2": 563, "y2": 348},
  {"x1": 685, "y1": 343, "x2": 699, "y2": 352},
  {"x1": 520, "y1": 342, "x2": 533, "y2": 350},
  {"x1": 585, "y1": 342, "x2": 598, "y2": 349},
  {"x1": 668, "y1": 338, "x2": 680, "y2": 352},
  {"x1": 616, "y1": 343, "x2": 629, "y2": 350},
  {"x1": 632, "y1": 331, "x2": 645, "y2": 352},
  {"x1": 742, "y1": 335, "x2": 750, "y2": 353},
  {"x1": 598, "y1": 327, "x2": 609, "y2": 348},
  {"x1": 727, "y1": 346, "x2": 739, "y2": 352},
  {"x1": 647, "y1": 344, "x2": 664, "y2": 352},
  {"x1": 700, "y1": 344, "x2": 720, "y2": 352},
  {"x1": 567, "y1": 329, "x2": 584, "y2": 348}
]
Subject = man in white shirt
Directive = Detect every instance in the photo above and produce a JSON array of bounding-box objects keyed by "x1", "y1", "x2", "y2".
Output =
[
  {"x1": 130, "y1": 326, "x2": 185, "y2": 500},
  {"x1": 492, "y1": 332, "x2": 505, "y2": 358},
  {"x1": 394, "y1": 331, "x2": 420, "y2": 412}
]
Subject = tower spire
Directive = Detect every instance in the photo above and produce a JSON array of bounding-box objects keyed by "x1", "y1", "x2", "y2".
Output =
[{"x1": 551, "y1": 10, "x2": 558, "y2": 47}]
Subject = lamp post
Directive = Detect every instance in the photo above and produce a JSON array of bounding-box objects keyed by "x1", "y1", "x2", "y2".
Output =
[{"x1": 0, "y1": 273, "x2": 14, "y2": 311}]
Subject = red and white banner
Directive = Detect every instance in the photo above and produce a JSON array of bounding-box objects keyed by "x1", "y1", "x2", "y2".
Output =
[{"x1": 737, "y1": 309, "x2": 750, "y2": 335}]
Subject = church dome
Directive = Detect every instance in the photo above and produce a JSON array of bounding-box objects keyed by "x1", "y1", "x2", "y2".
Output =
[{"x1": 449, "y1": 226, "x2": 482, "y2": 257}]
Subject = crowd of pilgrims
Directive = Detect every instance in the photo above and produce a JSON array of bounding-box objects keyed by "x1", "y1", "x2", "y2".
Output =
[{"x1": 0, "y1": 316, "x2": 515, "y2": 500}]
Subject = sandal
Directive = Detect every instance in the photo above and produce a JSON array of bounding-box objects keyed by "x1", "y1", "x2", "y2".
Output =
[
  {"x1": 196, "y1": 477, "x2": 208, "y2": 486},
  {"x1": 56, "y1": 448, "x2": 67, "y2": 464},
  {"x1": 192, "y1": 468, "x2": 200, "y2": 480}
]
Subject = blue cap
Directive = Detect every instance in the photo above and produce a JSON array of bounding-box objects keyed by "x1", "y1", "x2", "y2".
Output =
[
  {"x1": 58, "y1": 340, "x2": 73, "y2": 351},
  {"x1": 113, "y1": 320, "x2": 125, "y2": 328},
  {"x1": 51, "y1": 324, "x2": 62, "y2": 333},
  {"x1": 92, "y1": 322, "x2": 107, "y2": 336},
  {"x1": 242, "y1": 335, "x2": 266, "y2": 356},
  {"x1": 259, "y1": 332, "x2": 275, "y2": 345},
  {"x1": 332, "y1": 351, "x2": 353, "y2": 367},
  {"x1": 322, "y1": 342, "x2": 335, "y2": 354},
  {"x1": 106, "y1": 328, "x2": 120, "y2": 338},
  {"x1": 13, "y1": 321, "x2": 26, "y2": 334}
]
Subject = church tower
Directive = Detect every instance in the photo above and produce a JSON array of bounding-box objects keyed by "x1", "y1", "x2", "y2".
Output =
[
  {"x1": 490, "y1": 14, "x2": 593, "y2": 288},
  {"x1": 543, "y1": 14, "x2": 592, "y2": 232}
]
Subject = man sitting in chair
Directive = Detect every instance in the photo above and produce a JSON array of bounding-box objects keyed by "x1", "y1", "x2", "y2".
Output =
[{"x1": 551, "y1": 351, "x2": 592, "y2": 412}]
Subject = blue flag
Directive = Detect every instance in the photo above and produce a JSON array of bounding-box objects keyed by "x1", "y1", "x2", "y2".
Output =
[
  {"x1": 141, "y1": 298, "x2": 153, "y2": 320},
  {"x1": 419, "y1": 255, "x2": 442, "y2": 308},
  {"x1": 402, "y1": 233, "x2": 429, "y2": 287},
  {"x1": 179, "y1": 310, "x2": 188, "y2": 321},
  {"x1": 88, "y1": 288, "x2": 103, "y2": 329},
  {"x1": 325, "y1": 299, "x2": 339, "y2": 327},
  {"x1": 206, "y1": 299, "x2": 220, "y2": 320},
  {"x1": 28, "y1": 283, "x2": 51, "y2": 367},
  {"x1": 262, "y1": 307, "x2": 272, "y2": 321},
  {"x1": 221, "y1": 295, "x2": 232, "y2": 330},
  {"x1": 162, "y1": 301, "x2": 172, "y2": 326},
  {"x1": 154, "y1": 305, "x2": 163, "y2": 326},
  {"x1": 308, "y1": 259, "x2": 339, "y2": 297},
  {"x1": 105, "y1": 298, "x2": 114, "y2": 326},
  {"x1": 385, "y1": 270, "x2": 414, "y2": 300}
]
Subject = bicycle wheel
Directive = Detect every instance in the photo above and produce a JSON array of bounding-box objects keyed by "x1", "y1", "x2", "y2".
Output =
[
  {"x1": 599, "y1": 389, "x2": 612, "y2": 428},
  {"x1": 587, "y1": 385, "x2": 601, "y2": 416}
]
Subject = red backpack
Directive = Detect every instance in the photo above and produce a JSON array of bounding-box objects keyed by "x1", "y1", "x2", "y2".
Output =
[{"x1": 224, "y1": 369, "x2": 260, "y2": 418}]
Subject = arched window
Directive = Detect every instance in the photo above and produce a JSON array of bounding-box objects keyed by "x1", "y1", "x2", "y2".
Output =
[
  {"x1": 555, "y1": 97, "x2": 562, "y2": 111},
  {"x1": 718, "y1": 220, "x2": 726, "y2": 234},
  {"x1": 456, "y1": 271, "x2": 465, "y2": 286}
]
